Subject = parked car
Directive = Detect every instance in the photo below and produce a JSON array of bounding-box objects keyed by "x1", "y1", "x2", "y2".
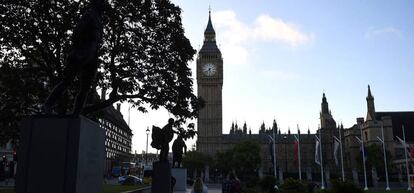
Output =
[
  {"x1": 118, "y1": 175, "x2": 143, "y2": 185},
  {"x1": 111, "y1": 166, "x2": 122, "y2": 177}
]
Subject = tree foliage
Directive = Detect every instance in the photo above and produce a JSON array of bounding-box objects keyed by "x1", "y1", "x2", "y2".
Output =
[
  {"x1": 182, "y1": 150, "x2": 211, "y2": 173},
  {"x1": 0, "y1": 0, "x2": 202, "y2": 144},
  {"x1": 355, "y1": 143, "x2": 392, "y2": 172},
  {"x1": 279, "y1": 178, "x2": 307, "y2": 193},
  {"x1": 330, "y1": 179, "x2": 362, "y2": 193},
  {"x1": 174, "y1": 122, "x2": 197, "y2": 140},
  {"x1": 214, "y1": 140, "x2": 262, "y2": 182},
  {"x1": 232, "y1": 140, "x2": 262, "y2": 176}
]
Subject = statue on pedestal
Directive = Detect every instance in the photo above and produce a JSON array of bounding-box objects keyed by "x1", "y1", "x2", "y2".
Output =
[
  {"x1": 151, "y1": 118, "x2": 175, "y2": 162},
  {"x1": 43, "y1": 0, "x2": 105, "y2": 116},
  {"x1": 172, "y1": 135, "x2": 186, "y2": 168},
  {"x1": 172, "y1": 123, "x2": 196, "y2": 167}
]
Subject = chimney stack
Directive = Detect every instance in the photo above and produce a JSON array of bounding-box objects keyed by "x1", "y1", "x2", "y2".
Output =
[
  {"x1": 101, "y1": 88, "x2": 106, "y2": 100},
  {"x1": 116, "y1": 103, "x2": 121, "y2": 112},
  {"x1": 356, "y1": 117, "x2": 364, "y2": 125}
]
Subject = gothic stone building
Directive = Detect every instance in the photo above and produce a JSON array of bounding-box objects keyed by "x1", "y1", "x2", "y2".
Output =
[
  {"x1": 196, "y1": 11, "x2": 341, "y2": 181},
  {"x1": 343, "y1": 86, "x2": 414, "y2": 183},
  {"x1": 196, "y1": 10, "x2": 414, "y2": 183}
]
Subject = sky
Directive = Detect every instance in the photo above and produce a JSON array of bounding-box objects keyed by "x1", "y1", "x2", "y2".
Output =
[{"x1": 122, "y1": 0, "x2": 414, "y2": 154}]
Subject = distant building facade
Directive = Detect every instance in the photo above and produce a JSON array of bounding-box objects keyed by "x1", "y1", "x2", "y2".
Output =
[{"x1": 98, "y1": 101, "x2": 133, "y2": 175}]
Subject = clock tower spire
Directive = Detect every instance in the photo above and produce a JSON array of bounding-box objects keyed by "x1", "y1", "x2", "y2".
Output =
[
  {"x1": 204, "y1": 7, "x2": 216, "y2": 42},
  {"x1": 196, "y1": 9, "x2": 223, "y2": 155}
]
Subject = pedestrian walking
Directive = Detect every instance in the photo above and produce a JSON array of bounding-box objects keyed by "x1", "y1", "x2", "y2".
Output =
[
  {"x1": 0, "y1": 157, "x2": 5, "y2": 181},
  {"x1": 222, "y1": 173, "x2": 232, "y2": 193},
  {"x1": 191, "y1": 177, "x2": 208, "y2": 193},
  {"x1": 171, "y1": 176, "x2": 176, "y2": 193},
  {"x1": 8, "y1": 161, "x2": 15, "y2": 178},
  {"x1": 229, "y1": 172, "x2": 242, "y2": 193}
]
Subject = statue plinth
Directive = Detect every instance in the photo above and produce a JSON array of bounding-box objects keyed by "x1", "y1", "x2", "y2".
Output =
[
  {"x1": 16, "y1": 116, "x2": 105, "y2": 193},
  {"x1": 151, "y1": 161, "x2": 171, "y2": 193},
  {"x1": 172, "y1": 168, "x2": 187, "y2": 191}
]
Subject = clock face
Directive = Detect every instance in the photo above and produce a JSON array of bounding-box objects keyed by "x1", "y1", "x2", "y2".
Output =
[{"x1": 202, "y1": 63, "x2": 217, "y2": 76}]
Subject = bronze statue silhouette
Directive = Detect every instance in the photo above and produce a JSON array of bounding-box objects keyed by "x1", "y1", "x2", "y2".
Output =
[
  {"x1": 172, "y1": 135, "x2": 187, "y2": 168},
  {"x1": 44, "y1": 0, "x2": 104, "y2": 115},
  {"x1": 151, "y1": 118, "x2": 175, "y2": 162}
]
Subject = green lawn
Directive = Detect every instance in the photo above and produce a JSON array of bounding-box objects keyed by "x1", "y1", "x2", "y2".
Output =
[
  {"x1": 367, "y1": 190, "x2": 412, "y2": 193},
  {"x1": 0, "y1": 188, "x2": 14, "y2": 193},
  {"x1": 0, "y1": 184, "x2": 148, "y2": 193}
]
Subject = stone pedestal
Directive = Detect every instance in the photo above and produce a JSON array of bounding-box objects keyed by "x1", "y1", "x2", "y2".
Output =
[
  {"x1": 398, "y1": 165, "x2": 403, "y2": 184},
  {"x1": 325, "y1": 169, "x2": 331, "y2": 188},
  {"x1": 258, "y1": 166, "x2": 263, "y2": 178},
  {"x1": 172, "y1": 168, "x2": 187, "y2": 191},
  {"x1": 279, "y1": 169, "x2": 284, "y2": 184},
  {"x1": 306, "y1": 167, "x2": 312, "y2": 181},
  {"x1": 16, "y1": 116, "x2": 105, "y2": 193},
  {"x1": 352, "y1": 168, "x2": 359, "y2": 185},
  {"x1": 204, "y1": 165, "x2": 209, "y2": 182},
  {"x1": 152, "y1": 161, "x2": 171, "y2": 193},
  {"x1": 372, "y1": 168, "x2": 378, "y2": 188}
]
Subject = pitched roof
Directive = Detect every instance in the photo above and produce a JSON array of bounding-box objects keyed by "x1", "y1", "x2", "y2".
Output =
[{"x1": 205, "y1": 10, "x2": 215, "y2": 33}]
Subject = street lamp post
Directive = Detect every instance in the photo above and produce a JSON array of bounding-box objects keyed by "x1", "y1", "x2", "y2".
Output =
[
  {"x1": 377, "y1": 124, "x2": 390, "y2": 191},
  {"x1": 402, "y1": 125, "x2": 412, "y2": 191},
  {"x1": 356, "y1": 125, "x2": 368, "y2": 191},
  {"x1": 268, "y1": 135, "x2": 277, "y2": 180},
  {"x1": 284, "y1": 135, "x2": 287, "y2": 174},
  {"x1": 145, "y1": 127, "x2": 150, "y2": 165},
  {"x1": 273, "y1": 127, "x2": 277, "y2": 179}
]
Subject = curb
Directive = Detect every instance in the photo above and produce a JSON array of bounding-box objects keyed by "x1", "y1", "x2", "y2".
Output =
[{"x1": 120, "y1": 185, "x2": 151, "y2": 193}]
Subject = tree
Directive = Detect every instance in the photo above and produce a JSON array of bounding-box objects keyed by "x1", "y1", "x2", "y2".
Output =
[
  {"x1": 214, "y1": 140, "x2": 261, "y2": 182},
  {"x1": 231, "y1": 140, "x2": 262, "y2": 181},
  {"x1": 182, "y1": 151, "x2": 211, "y2": 177},
  {"x1": 0, "y1": 0, "x2": 202, "y2": 144},
  {"x1": 174, "y1": 122, "x2": 197, "y2": 140},
  {"x1": 355, "y1": 143, "x2": 393, "y2": 173},
  {"x1": 214, "y1": 150, "x2": 234, "y2": 175}
]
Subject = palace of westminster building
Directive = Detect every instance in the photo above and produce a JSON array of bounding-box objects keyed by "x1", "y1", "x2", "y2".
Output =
[{"x1": 196, "y1": 11, "x2": 414, "y2": 182}]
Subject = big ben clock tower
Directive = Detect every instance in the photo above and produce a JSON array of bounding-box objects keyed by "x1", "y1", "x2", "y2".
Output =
[{"x1": 196, "y1": 10, "x2": 223, "y2": 155}]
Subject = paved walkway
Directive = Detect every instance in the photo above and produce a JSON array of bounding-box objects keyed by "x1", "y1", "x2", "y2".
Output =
[
  {"x1": 174, "y1": 184, "x2": 221, "y2": 193},
  {"x1": 0, "y1": 179, "x2": 14, "y2": 187}
]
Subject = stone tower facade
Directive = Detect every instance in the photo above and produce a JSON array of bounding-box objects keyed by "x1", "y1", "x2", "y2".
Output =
[
  {"x1": 361, "y1": 85, "x2": 395, "y2": 155},
  {"x1": 366, "y1": 85, "x2": 376, "y2": 121},
  {"x1": 196, "y1": 10, "x2": 223, "y2": 155},
  {"x1": 318, "y1": 93, "x2": 339, "y2": 178}
]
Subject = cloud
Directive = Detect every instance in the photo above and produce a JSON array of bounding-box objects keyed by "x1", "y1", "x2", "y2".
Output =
[
  {"x1": 211, "y1": 10, "x2": 313, "y2": 65},
  {"x1": 253, "y1": 15, "x2": 314, "y2": 46},
  {"x1": 365, "y1": 27, "x2": 403, "y2": 39},
  {"x1": 213, "y1": 11, "x2": 250, "y2": 65}
]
